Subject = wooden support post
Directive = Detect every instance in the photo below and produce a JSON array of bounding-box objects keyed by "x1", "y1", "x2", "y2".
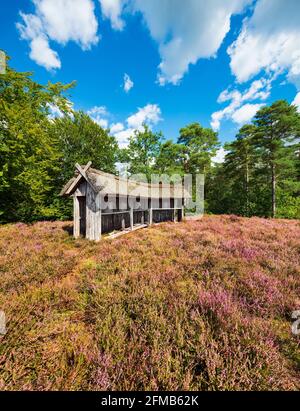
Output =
[
  {"x1": 130, "y1": 208, "x2": 134, "y2": 230},
  {"x1": 97, "y1": 206, "x2": 102, "y2": 241},
  {"x1": 73, "y1": 195, "x2": 80, "y2": 238},
  {"x1": 149, "y1": 208, "x2": 153, "y2": 225},
  {"x1": 121, "y1": 217, "x2": 125, "y2": 231}
]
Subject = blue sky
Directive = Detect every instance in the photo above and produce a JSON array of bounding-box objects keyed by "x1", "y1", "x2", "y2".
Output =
[{"x1": 2, "y1": 0, "x2": 300, "y2": 158}]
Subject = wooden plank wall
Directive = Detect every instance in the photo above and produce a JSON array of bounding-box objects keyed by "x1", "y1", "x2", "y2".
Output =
[
  {"x1": 74, "y1": 181, "x2": 184, "y2": 239},
  {"x1": 153, "y1": 209, "x2": 174, "y2": 223},
  {"x1": 133, "y1": 210, "x2": 147, "y2": 225},
  {"x1": 102, "y1": 212, "x2": 130, "y2": 234},
  {"x1": 73, "y1": 195, "x2": 80, "y2": 238},
  {"x1": 86, "y1": 184, "x2": 101, "y2": 241}
]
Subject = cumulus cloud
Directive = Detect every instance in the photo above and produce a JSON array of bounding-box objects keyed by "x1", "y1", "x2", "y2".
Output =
[
  {"x1": 28, "y1": 35, "x2": 61, "y2": 71},
  {"x1": 17, "y1": 0, "x2": 98, "y2": 70},
  {"x1": 112, "y1": 128, "x2": 135, "y2": 148},
  {"x1": 123, "y1": 73, "x2": 134, "y2": 92},
  {"x1": 130, "y1": 0, "x2": 252, "y2": 85},
  {"x1": 228, "y1": 0, "x2": 300, "y2": 86},
  {"x1": 87, "y1": 106, "x2": 109, "y2": 128},
  {"x1": 85, "y1": 104, "x2": 161, "y2": 147},
  {"x1": 212, "y1": 147, "x2": 227, "y2": 164},
  {"x1": 110, "y1": 104, "x2": 162, "y2": 147},
  {"x1": 110, "y1": 122, "x2": 125, "y2": 134},
  {"x1": 127, "y1": 104, "x2": 161, "y2": 129},
  {"x1": 211, "y1": 78, "x2": 270, "y2": 130},
  {"x1": 17, "y1": 12, "x2": 61, "y2": 70},
  {"x1": 231, "y1": 103, "x2": 264, "y2": 125},
  {"x1": 99, "y1": 0, "x2": 125, "y2": 30},
  {"x1": 95, "y1": 0, "x2": 253, "y2": 85}
]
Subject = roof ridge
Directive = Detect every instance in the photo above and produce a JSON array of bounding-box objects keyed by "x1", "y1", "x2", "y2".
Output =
[{"x1": 88, "y1": 167, "x2": 184, "y2": 188}]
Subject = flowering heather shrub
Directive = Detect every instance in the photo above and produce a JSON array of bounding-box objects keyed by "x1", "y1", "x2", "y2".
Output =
[
  {"x1": 238, "y1": 270, "x2": 288, "y2": 317},
  {"x1": 0, "y1": 215, "x2": 299, "y2": 390},
  {"x1": 197, "y1": 287, "x2": 241, "y2": 329}
]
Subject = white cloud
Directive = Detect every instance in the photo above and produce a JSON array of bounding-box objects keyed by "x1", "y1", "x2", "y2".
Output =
[
  {"x1": 113, "y1": 128, "x2": 135, "y2": 148},
  {"x1": 211, "y1": 77, "x2": 270, "y2": 130},
  {"x1": 228, "y1": 0, "x2": 300, "y2": 86},
  {"x1": 88, "y1": 105, "x2": 108, "y2": 117},
  {"x1": 123, "y1": 73, "x2": 134, "y2": 92},
  {"x1": 212, "y1": 147, "x2": 227, "y2": 164},
  {"x1": 237, "y1": 78, "x2": 271, "y2": 101},
  {"x1": 131, "y1": 0, "x2": 252, "y2": 85},
  {"x1": 17, "y1": 0, "x2": 99, "y2": 70},
  {"x1": 29, "y1": 35, "x2": 61, "y2": 71},
  {"x1": 115, "y1": 161, "x2": 130, "y2": 176},
  {"x1": 110, "y1": 122, "x2": 125, "y2": 134},
  {"x1": 47, "y1": 99, "x2": 74, "y2": 121},
  {"x1": 110, "y1": 104, "x2": 162, "y2": 147},
  {"x1": 96, "y1": 1, "x2": 254, "y2": 85},
  {"x1": 127, "y1": 104, "x2": 161, "y2": 129},
  {"x1": 292, "y1": 92, "x2": 300, "y2": 112},
  {"x1": 47, "y1": 103, "x2": 64, "y2": 119},
  {"x1": 211, "y1": 111, "x2": 225, "y2": 133},
  {"x1": 99, "y1": 0, "x2": 125, "y2": 30},
  {"x1": 17, "y1": 12, "x2": 61, "y2": 70},
  {"x1": 231, "y1": 103, "x2": 264, "y2": 125},
  {"x1": 87, "y1": 106, "x2": 109, "y2": 128}
]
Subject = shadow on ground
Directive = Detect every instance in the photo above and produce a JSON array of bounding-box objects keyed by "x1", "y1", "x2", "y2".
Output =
[{"x1": 62, "y1": 224, "x2": 73, "y2": 236}]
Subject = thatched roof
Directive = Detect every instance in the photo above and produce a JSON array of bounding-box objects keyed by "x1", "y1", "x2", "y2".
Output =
[{"x1": 60, "y1": 164, "x2": 190, "y2": 199}]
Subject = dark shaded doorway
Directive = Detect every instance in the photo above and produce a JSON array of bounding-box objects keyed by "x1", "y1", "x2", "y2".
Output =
[{"x1": 78, "y1": 196, "x2": 86, "y2": 237}]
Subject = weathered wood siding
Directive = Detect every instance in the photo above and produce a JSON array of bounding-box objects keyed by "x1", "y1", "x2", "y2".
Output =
[
  {"x1": 133, "y1": 210, "x2": 147, "y2": 225},
  {"x1": 101, "y1": 212, "x2": 130, "y2": 234},
  {"x1": 73, "y1": 181, "x2": 87, "y2": 238},
  {"x1": 73, "y1": 195, "x2": 80, "y2": 238},
  {"x1": 74, "y1": 183, "x2": 184, "y2": 238},
  {"x1": 153, "y1": 209, "x2": 174, "y2": 223},
  {"x1": 86, "y1": 184, "x2": 101, "y2": 241}
]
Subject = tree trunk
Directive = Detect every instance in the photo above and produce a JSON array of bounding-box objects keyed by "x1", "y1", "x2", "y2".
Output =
[
  {"x1": 271, "y1": 163, "x2": 276, "y2": 218},
  {"x1": 245, "y1": 160, "x2": 249, "y2": 217}
]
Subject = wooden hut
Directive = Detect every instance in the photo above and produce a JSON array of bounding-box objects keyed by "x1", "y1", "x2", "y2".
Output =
[{"x1": 60, "y1": 162, "x2": 189, "y2": 241}]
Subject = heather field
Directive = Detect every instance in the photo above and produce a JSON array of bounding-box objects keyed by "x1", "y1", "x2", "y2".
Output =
[{"x1": 0, "y1": 215, "x2": 299, "y2": 390}]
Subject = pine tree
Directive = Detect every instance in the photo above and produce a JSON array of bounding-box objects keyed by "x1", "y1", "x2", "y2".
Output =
[
  {"x1": 253, "y1": 100, "x2": 300, "y2": 217},
  {"x1": 223, "y1": 125, "x2": 256, "y2": 216}
]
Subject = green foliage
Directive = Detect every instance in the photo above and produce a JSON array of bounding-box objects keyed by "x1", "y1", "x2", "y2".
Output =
[
  {"x1": 276, "y1": 188, "x2": 300, "y2": 219},
  {"x1": 0, "y1": 61, "x2": 73, "y2": 222},
  {"x1": 1, "y1": 57, "x2": 299, "y2": 222},
  {"x1": 53, "y1": 111, "x2": 117, "y2": 181},
  {"x1": 252, "y1": 100, "x2": 300, "y2": 217},
  {"x1": 0, "y1": 59, "x2": 118, "y2": 222},
  {"x1": 207, "y1": 100, "x2": 300, "y2": 219},
  {"x1": 50, "y1": 111, "x2": 118, "y2": 218},
  {"x1": 155, "y1": 140, "x2": 187, "y2": 175},
  {"x1": 119, "y1": 124, "x2": 163, "y2": 179},
  {"x1": 178, "y1": 122, "x2": 220, "y2": 173}
]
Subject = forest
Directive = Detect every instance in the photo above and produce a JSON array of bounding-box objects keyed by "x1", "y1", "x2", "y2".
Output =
[{"x1": 1, "y1": 60, "x2": 299, "y2": 223}]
